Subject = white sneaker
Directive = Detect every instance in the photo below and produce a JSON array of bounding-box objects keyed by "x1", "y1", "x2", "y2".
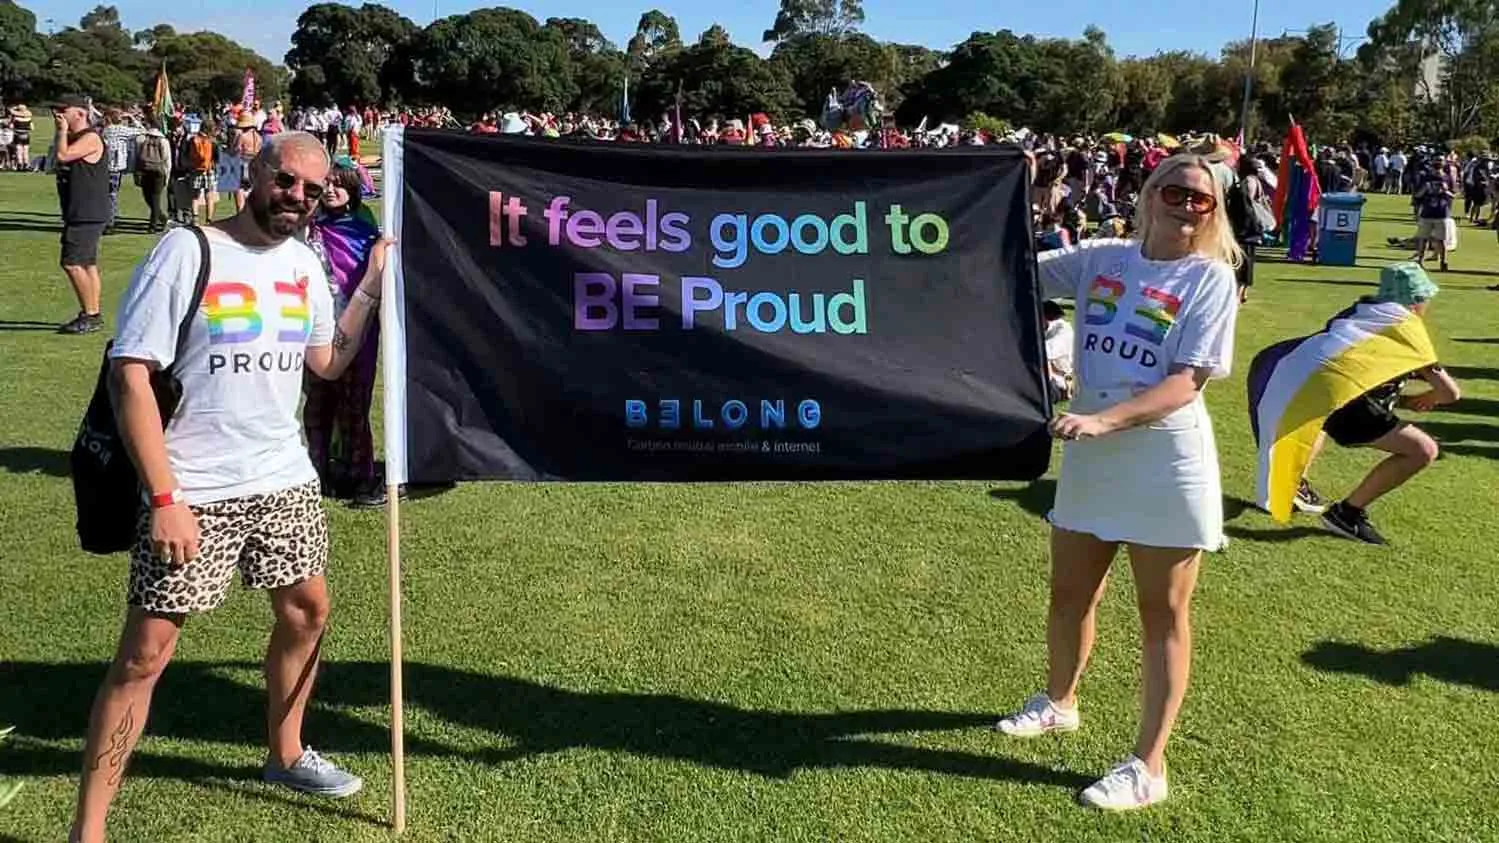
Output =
[
  {"x1": 994, "y1": 692, "x2": 1080, "y2": 737},
  {"x1": 1079, "y1": 755, "x2": 1168, "y2": 811}
]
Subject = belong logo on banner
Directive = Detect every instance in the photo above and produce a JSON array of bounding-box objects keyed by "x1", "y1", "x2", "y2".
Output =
[{"x1": 395, "y1": 132, "x2": 1050, "y2": 482}]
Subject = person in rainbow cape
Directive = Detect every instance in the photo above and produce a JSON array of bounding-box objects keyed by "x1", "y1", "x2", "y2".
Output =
[
  {"x1": 302, "y1": 157, "x2": 385, "y2": 507},
  {"x1": 1248, "y1": 262, "x2": 1460, "y2": 545}
]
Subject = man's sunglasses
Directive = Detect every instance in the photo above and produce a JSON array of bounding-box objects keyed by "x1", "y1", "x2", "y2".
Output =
[
  {"x1": 1157, "y1": 184, "x2": 1218, "y2": 214},
  {"x1": 272, "y1": 170, "x2": 324, "y2": 201}
]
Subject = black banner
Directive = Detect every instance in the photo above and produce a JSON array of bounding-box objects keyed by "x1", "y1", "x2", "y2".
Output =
[{"x1": 397, "y1": 130, "x2": 1049, "y2": 482}]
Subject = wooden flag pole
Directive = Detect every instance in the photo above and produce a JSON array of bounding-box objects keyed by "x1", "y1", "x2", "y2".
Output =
[
  {"x1": 387, "y1": 483, "x2": 406, "y2": 833},
  {"x1": 380, "y1": 125, "x2": 409, "y2": 835}
]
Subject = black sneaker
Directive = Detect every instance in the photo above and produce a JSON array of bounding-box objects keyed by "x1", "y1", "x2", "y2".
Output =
[
  {"x1": 1293, "y1": 479, "x2": 1327, "y2": 514},
  {"x1": 349, "y1": 485, "x2": 388, "y2": 510},
  {"x1": 58, "y1": 312, "x2": 103, "y2": 335},
  {"x1": 349, "y1": 484, "x2": 408, "y2": 510},
  {"x1": 1322, "y1": 502, "x2": 1387, "y2": 545}
]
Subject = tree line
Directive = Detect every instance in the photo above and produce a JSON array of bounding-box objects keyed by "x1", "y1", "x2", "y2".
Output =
[{"x1": 0, "y1": 0, "x2": 1490, "y2": 148}]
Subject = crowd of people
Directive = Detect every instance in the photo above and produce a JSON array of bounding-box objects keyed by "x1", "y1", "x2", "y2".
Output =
[{"x1": 28, "y1": 88, "x2": 1471, "y2": 837}]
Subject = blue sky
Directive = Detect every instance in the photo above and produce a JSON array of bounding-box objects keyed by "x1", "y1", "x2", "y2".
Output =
[{"x1": 42, "y1": 0, "x2": 1394, "y2": 66}]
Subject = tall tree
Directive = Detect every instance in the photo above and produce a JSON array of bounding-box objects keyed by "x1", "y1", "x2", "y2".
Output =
[
  {"x1": 635, "y1": 36, "x2": 794, "y2": 123},
  {"x1": 1115, "y1": 58, "x2": 1173, "y2": 134},
  {"x1": 145, "y1": 29, "x2": 283, "y2": 109},
  {"x1": 36, "y1": 5, "x2": 148, "y2": 103},
  {"x1": 411, "y1": 8, "x2": 576, "y2": 113},
  {"x1": 626, "y1": 10, "x2": 681, "y2": 73},
  {"x1": 285, "y1": 3, "x2": 418, "y2": 107},
  {"x1": 1278, "y1": 23, "x2": 1356, "y2": 140},
  {"x1": 698, "y1": 24, "x2": 731, "y2": 48},
  {"x1": 0, "y1": 0, "x2": 46, "y2": 100},
  {"x1": 768, "y1": 33, "x2": 898, "y2": 117},
  {"x1": 545, "y1": 16, "x2": 626, "y2": 115},
  {"x1": 762, "y1": 0, "x2": 865, "y2": 44},
  {"x1": 1368, "y1": 0, "x2": 1499, "y2": 138}
]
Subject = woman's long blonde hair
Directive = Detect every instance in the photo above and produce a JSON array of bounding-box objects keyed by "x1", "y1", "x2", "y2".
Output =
[{"x1": 1133, "y1": 153, "x2": 1245, "y2": 269}]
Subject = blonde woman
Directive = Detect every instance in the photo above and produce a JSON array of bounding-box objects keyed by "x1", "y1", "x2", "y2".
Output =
[{"x1": 994, "y1": 154, "x2": 1241, "y2": 811}]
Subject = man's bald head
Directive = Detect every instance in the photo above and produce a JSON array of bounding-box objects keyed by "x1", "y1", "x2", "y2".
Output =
[
  {"x1": 247, "y1": 131, "x2": 331, "y2": 240},
  {"x1": 254, "y1": 131, "x2": 329, "y2": 179}
]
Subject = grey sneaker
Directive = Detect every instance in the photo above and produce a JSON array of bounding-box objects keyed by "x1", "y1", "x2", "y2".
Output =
[{"x1": 264, "y1": 747, "x2": 363, "y2": 797}]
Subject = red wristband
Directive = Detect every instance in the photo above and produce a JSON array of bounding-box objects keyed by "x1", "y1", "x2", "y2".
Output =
[{"x1": 150, "y1": 489, "x2": 184, "y2": 509}]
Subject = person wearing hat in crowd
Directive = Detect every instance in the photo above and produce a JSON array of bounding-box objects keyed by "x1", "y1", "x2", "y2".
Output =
[
  {"x1": 9, "y1": 103, "x2": 32, "y2": 171},
  {"x1": 233, "y1": 110, "x2": 264, "y2": 214},
  {"x1": 1291, "y1": 263, "x2": 1459, "y2": 545},
  {"x1": 52, "y1": 94, "x2": 110, "y2": 335}
]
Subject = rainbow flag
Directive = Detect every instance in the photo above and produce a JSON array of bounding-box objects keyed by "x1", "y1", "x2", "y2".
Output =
[
  {"x1": 1248, "y1": 300, "x2": 1436, "y2": 522},
  {"x1": 1272, "y1": 122, "x2": 1320, "y2": 261},
  {"x1": 151, "y1": 64, "x2": 173, "y2": 133}
]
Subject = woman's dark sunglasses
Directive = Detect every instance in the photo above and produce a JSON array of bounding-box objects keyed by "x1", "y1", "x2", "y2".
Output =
[
  {"x1": 1157, "y1": 184, "x2": 1217, "y2": 214},
  {"x1": 272, "y1": 170, "x2": 324, "y2": 201}
]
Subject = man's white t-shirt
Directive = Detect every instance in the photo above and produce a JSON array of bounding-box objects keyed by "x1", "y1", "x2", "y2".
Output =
[
  {"x1": 1037, "y1": 239, "x2": 1238, "y2": 395},
  {"x1": 111, "y1": 227, "x2": 335, "y2": 505}
]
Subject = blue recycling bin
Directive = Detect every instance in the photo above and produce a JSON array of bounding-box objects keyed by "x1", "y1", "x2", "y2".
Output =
[{"x1": 1316, "y1": 192, "x2": 1367, "y2": 266}]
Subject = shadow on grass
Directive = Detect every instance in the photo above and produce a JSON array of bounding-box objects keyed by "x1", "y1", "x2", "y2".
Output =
[
  {"x1": 987, "y1": 479, "x2": 1054, "y2": 520},
  {"x1": 0, "y1": 218, "x2": 62, "y2": 234},
  {"x1": 1273, "y1": 276, "x2": 1376, "y2": 289},
  {"x1": 1224, "y1": 525, "x2": 1328, "y2": 543},
  {"x1": 0, "y1": 447, "x2": 69, "y2": 477},
  {"x1": 0, "y1": 743, "x2": 383, "y2": 825},
  {"x1": 0, "y1": 320, "x2": 61, "y2": 332},
  {"x1": 988, "y1": 489, "x2": 1325, "y2": 543},
  {"x1": 1454, "y1": 337, "x2": 1499, "y2": 345},
  {"x1": 1423, "y1": 420, "x2": 1499, "y2": 446},
  {"x1": 1441, "y1": 443, "x2": 1499, "y2": 459},
  {"x1": 1302, "y1": 637, "x2": 1499, "y2": 693},
  {"x1": 0, "y1": 660, "x2": 1092, "y2": 790},
  {"x1": 1446, "y1": 365, "x2": 1499, "y2": 382},
  {"x1": 1447, "y1": 396, "x2": 1499, "y2": 417},
  {"x1": 1222, "y1": 496, "x2": 1257, "y2": 521}
]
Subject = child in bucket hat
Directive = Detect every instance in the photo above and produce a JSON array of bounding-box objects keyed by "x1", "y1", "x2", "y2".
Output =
[
  {"x1": 1376, "y1": 260, "x2": 1441, "y2": 306},
  {"x1": 1292, "y1": 260, "x2": 1459, "y2": 545}
]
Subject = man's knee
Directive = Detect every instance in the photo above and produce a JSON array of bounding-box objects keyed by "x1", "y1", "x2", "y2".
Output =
[
  {"x1": 111, "y1": 632, "x2": 177, "y2": 686},
  {"x1": 276, "y1": 589, "x2": 330, "y2": 637}
]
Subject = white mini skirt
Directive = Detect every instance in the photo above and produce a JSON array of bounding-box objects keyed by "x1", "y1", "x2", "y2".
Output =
[{"x1": 1048, "y1": 387, "x2": 1225, "y2": 551}]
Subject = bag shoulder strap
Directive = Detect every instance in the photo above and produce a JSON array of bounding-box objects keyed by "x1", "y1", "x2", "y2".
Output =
[{"x1": 168, "y1": 227, "x2": 212, "y2": 376}]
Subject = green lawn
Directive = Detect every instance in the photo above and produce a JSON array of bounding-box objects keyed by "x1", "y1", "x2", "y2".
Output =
[{"x1": 2, "y1": 169, "x2": 1498, "y2": 842}]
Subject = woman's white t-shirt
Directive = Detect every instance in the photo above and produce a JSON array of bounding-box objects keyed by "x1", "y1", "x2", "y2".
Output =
[{"x1": 1037, "y1": 239, "x2": 1238, "y2": 395}]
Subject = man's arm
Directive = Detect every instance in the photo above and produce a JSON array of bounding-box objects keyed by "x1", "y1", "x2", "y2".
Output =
[
  {"x1": 110, "y1": 360, "x2": 200, "y2": 564},
  {"x1": 53, "y1": 119, "x2": 104, "y2": 164},
  {"x1": 304, "y1": 239, "x2": 394, "y2": 381},
  {"x1": 1402, "y1": 364, "x2": 1461, "y2": 412}
]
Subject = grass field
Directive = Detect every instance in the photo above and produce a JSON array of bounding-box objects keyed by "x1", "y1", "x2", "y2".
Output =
[{"x1": 2, "y1": 150, "x2": 1498, "y2": 842}]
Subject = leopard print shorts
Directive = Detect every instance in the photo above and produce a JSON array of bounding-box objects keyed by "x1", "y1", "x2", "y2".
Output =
[{"x1": 128, "y1": 480, "x2": 328, "y2": 614}]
